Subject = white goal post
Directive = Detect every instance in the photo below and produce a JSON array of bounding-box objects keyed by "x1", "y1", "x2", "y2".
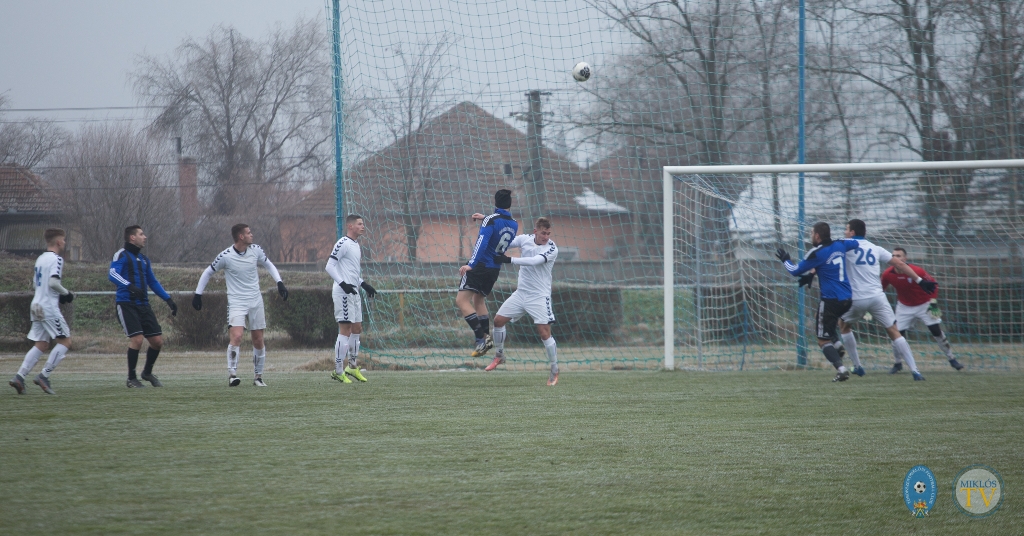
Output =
[{"x1": 662, "y1": 159, "x2": 1024, "y2": 371}]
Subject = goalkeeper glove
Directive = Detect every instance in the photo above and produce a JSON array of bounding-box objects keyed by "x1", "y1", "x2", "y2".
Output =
[
  {"x1": 775, "y1": 248, "x2": 791, "y2": 263},
  {"x1": 360, "y1": 281, "x2": 377, "y2": 298},
  {"x1": 165, "y1": 298, "x2": 178, "y2": 316},
  {"x1": 277, "y1": 281, "x2": 289, "y2": 301},
  {"x1": 59, "y1": 291, "x2": 75, "y2": 304},
  {"x1": 494, "y1": 254, "x2": 513, "y2": 264},
  {"x1": 339, "y1": 281, "x2": 358, "y2": 295},
  {"x1": 797, "y1": 273, "x2": 815, "y2": 288},
  {"x1": 192, "y1": 293, "x2": 203, "y2": 311},
  {"x1": 917, "y1": 279, "x2": 937, "y2": 293}
]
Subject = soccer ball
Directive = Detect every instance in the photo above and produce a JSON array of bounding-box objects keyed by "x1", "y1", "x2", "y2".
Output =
[
  {"x1": 914, "y1": 481, "x2": 927, "y2": 494},
  {"x1": 572, "y1": 62, "x2": 591, "y2": 82}
]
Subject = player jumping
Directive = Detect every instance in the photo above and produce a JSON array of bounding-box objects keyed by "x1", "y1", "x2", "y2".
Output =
[
  {"x1": 325, "y1": 214, "x2": 376, "y2": 384},
  {"x1": 192, "y1": 223, "x2": 289, "y2": 387},
  {"x1": 777, "y1": 222, "x2": 859, "y2": 382},
  {"x1": 484, "y1": 218, "x2": 560, "y2": 386},
  {"x1": 835, "y1": 219, "x2": 930, "y2": 380},
  {"x1": 882, "y1": 247, "x2": 964, "y2": 372},
  {"x1": 457, "y1": 189, "x2": 518, "y2": 358},
  {"x1": 9, "y1": 229, "x2": 74, "y2": 395}
]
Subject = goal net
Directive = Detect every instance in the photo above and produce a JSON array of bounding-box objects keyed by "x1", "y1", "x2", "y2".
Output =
[{"x1": 665, "y1": 161, "x2": 1024, "y2": 372}]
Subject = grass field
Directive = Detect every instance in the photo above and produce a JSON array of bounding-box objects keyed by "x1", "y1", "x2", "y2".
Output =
[{"x1": 1, "y1": 367, "x2": 1021, "y2": 535}]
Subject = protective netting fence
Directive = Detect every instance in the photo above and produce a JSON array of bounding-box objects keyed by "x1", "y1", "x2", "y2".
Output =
[
  {"x1": 673, "y1": 168, "x2": 1023, "y2": 371},
  {"x1": 323, "y1": 0, "x2": 1024, "y2": 370}
]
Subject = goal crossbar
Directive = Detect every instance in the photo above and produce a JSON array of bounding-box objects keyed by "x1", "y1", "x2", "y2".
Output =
[{"x1": 661, "y1": 159, "x2": 1024, "y2": 371}]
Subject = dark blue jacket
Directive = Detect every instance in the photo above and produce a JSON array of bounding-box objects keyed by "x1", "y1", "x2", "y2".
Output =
[
  {"x1": 467, "y1": 208, "x2": 518, "y2": 269},
  {"x1": 109, "y1": 243, "x2": 170, "y2": 304}
]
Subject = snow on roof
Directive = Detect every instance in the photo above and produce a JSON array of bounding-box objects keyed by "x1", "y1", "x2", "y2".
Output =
[{"x1": 575, "y1": 187, "x2": 628, "y2": 213}]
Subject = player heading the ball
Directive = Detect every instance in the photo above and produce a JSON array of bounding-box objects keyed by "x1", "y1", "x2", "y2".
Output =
[{"x1": 457, "y1": 189, "x2": 518, "y2": 359}]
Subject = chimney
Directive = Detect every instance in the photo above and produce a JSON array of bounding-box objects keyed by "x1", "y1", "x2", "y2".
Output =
[{"x1": 178, "y1": 155, "x2": 199, "y2": 223}]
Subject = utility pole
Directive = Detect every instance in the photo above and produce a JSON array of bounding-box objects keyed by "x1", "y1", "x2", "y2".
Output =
[{"x1": 513, "y1": 90, "x2": 551, "y2": 225}]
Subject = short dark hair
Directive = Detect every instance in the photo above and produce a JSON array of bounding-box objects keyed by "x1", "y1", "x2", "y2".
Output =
[
  {"x1": 44, "y1": 228, "x2": 65, "y2": 244},
  {"x1": 535, "y1": 217, "x2": 552, "y2": 230},
  {"x1": 812, "y1": 222, "x2": 832, "y2": 245},
  {"x1": 847, "y1": 219, "x2": 866, "y2": 237},
  {"x1": 231, "y1": 223, "x2": 249, "y2": 242},
  {"x1": 893, "y1": 247, "x2": 908, "y2": 256},
  {"x1": 124, "y1": 225, "x2": 143, "y2": 243},
  {"x1": 346, "y1": 214, "x2": 363, "y2": 224}
]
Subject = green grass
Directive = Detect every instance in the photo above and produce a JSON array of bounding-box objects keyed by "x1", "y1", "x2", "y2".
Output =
[{"x1": 1, "y1": 370, "x2": 1021, "y2": 535}]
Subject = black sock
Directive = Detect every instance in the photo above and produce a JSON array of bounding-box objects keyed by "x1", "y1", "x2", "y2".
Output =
[
  {"x1": 143, "y1": 347, "x2": 160, "y2": 375},
  {"x1": 822, "y1": 344, "x2": 843, "y2": 369},
  {"x1": 480, "y1": 315, "x2": 490, "y2": 335},
  {"x1": 127, "y1": 348, "x2": 140, "y2": 379},
  {"x1": 465, "y1": 314, "x2": 485, "y2": 340}
]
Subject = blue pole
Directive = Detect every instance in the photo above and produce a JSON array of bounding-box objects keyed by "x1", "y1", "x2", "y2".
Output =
[
  {"x1": 331, "y1": 0, "x2": 345, "y2": 239},
  {"x1": 796, "y1": 0, "x2": 808, "y2": 366}
]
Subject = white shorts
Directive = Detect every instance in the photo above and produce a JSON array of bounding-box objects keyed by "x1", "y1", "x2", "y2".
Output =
[
  {"x1": 895, "y1": 301, "x2": 941, "y2": 331},
  {"x1": 841, "y1": 294, "x2": 896, "y2": 328},
  {"x1": 496, "y1": 291, "x2": 555, "y2": 325},
  {"x1": 27, "y1": 315, "x2": 71, "y2": 342},
  {"x1": 333, "y1": 288, "x2": 363, "y2": 323},
  {"x1": 227, "y1": 299, "x2": 267, "y2": 331}
]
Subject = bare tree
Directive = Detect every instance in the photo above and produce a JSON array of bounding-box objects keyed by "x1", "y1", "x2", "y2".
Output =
[
  {"x1": 367, "y1": 34, "x2": 457, "y2": 262},
  {"x1": 46, "y1": 124, "x2": 181, "y2": 261},
  {"x1": 132, "y1": 17, "x2": 333, "y2": 215},
  {"x1": 0, "y1": 95, "x2": 68, "y2": 169}
]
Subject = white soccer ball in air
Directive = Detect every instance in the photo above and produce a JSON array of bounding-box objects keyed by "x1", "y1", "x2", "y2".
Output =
[
  {"x1": 572, "y1": 62, "x2": 591, "y2": 82},
  {"x1": 914, "y1": 481, "x2": 927, "y2": 494}
]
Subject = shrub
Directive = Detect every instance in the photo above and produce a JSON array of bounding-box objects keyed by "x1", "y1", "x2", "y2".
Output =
[
  {"x1": 169, "y1": 292, "x2": 228, "y2": 348},
  {"x1": 266, "y1": 288, "x2": 338, "y2": 345}
]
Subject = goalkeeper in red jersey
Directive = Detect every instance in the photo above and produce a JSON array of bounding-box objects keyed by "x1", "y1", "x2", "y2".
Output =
[{"x1": 880, "y1": 248, "x2": 964, "y2": 372}]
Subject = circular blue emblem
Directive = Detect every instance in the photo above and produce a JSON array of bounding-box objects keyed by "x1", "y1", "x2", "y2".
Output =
[{"x1": 903, "y1": 465, "x2": 937, "y2": 517}]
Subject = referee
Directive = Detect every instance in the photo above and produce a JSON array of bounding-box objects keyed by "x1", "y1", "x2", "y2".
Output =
[{"x1": 108, "y1": 226, "x2": 177, "y2": 387}]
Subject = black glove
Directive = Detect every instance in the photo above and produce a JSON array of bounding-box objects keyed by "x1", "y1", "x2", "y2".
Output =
[
  {"x1": 797, "y1": 273, "x2": 815, "y2": 288},
  {"x1": 775, "y1": 248, "x2": 791, "y2": 263},
  {"x1": 192, "y1": 293, "x2": 203, "y2": 311},
  {"x1": 127, "y1": 284, "x2": 147, "y2": 301},
  {"x1": 339, "y1": 281, "x2": 358, "y2": 295},
  {"x1": 59, "y1": 291, "x2": 75, "y2": 304},
  {"x1": 494, "y1": 254, "x2": 513, "y2": 264},
  {"x1": 165, "y1": 298, "x2": 178, "y2": 317},
  {"x1": 360, "y1": 281, "x2": 377, "y2": 298},
  {"x1": 277, "y1": 281, "x2": 289, "y2": 301},
  {"x1": 917, "y1": 279, "x2": 937, "y2": 293}
]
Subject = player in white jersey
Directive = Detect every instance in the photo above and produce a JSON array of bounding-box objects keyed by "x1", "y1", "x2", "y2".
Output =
[
  {"x1": 483, "y1": 218, "x2": 561, "y2": 386},
  {"x1": 192, "y1": 223, "x2": 289, "y2": 387},
  {"x1": 836, "y1": 219, "x2": 932, "y2": 380},
  {"x1": 9, "y1": 229, "x2": 74, "y2": 395},
  {"x1": 325, "y1": 214, "x2": 376, "y2": 384}
]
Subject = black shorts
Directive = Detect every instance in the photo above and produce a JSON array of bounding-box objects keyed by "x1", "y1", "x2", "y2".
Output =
[
  {"x1": 116, "y1": 302, "x2": 162, "y2": 338},
  {"x1": 816, "y1": 298, "x2": 852, "y2": 341},
  {"x1": 459, "y1": 267, "x2": 501, "y2": 297}
]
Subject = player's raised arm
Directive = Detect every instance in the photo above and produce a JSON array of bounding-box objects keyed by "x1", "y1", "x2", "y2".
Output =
[{"x1": 776, "y1": 247, "x2": 822, "y2": 277}]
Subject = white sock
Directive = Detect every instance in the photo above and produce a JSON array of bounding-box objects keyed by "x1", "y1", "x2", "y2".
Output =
[
  {"x1": 226, "y1": 345, "x2": 240, "y2": 375},
  {"x1": 348, "y1": 334, "x2": 360, "y2": 367},
  {"x1": 42, "y1": 344, "x2": 69, "y2": 378},
  {"x1": 18, "y1": 346, "x2": 45, "y2": 378},
  {"x1": 933, "y1": 334, "x2": 954, "y2": 359},
  {"x1": 543, "y1": 336, "x2": 557, "y2": 366},
  {"x1": 253, "y1": 347, "x2": 266, "y2": 376},
  {"x1": 493, "y1": 326, "x2": 507, "y2": 355},
  {"x1": 892, "y1": 337, "x2": 918, "y2": 373},
  {"x1": 837, "y1": 365, "x2": 848, "y2": 374},
  {"x1": 335, "y1": 334, "x2": 350, "y2": 373},
  {"x1": 841, "y1": 332, "x2": 860, "y2": 368}
]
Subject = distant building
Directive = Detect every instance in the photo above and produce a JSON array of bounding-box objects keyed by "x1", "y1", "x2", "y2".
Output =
[
  {"x1": 280, "y1": 102, "x2": 630, "y2": 264},
  {"x1": 0, "y1": 165, "x2": 81, "y2": 260}
]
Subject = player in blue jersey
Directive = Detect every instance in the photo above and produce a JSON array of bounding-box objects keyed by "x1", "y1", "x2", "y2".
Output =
[
  {"x1": 776, "y1": 222, "x2": 860, "y2": 382},
  {"x1": 457, "y1": 189, "x2": 518, "y2": 357}
]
